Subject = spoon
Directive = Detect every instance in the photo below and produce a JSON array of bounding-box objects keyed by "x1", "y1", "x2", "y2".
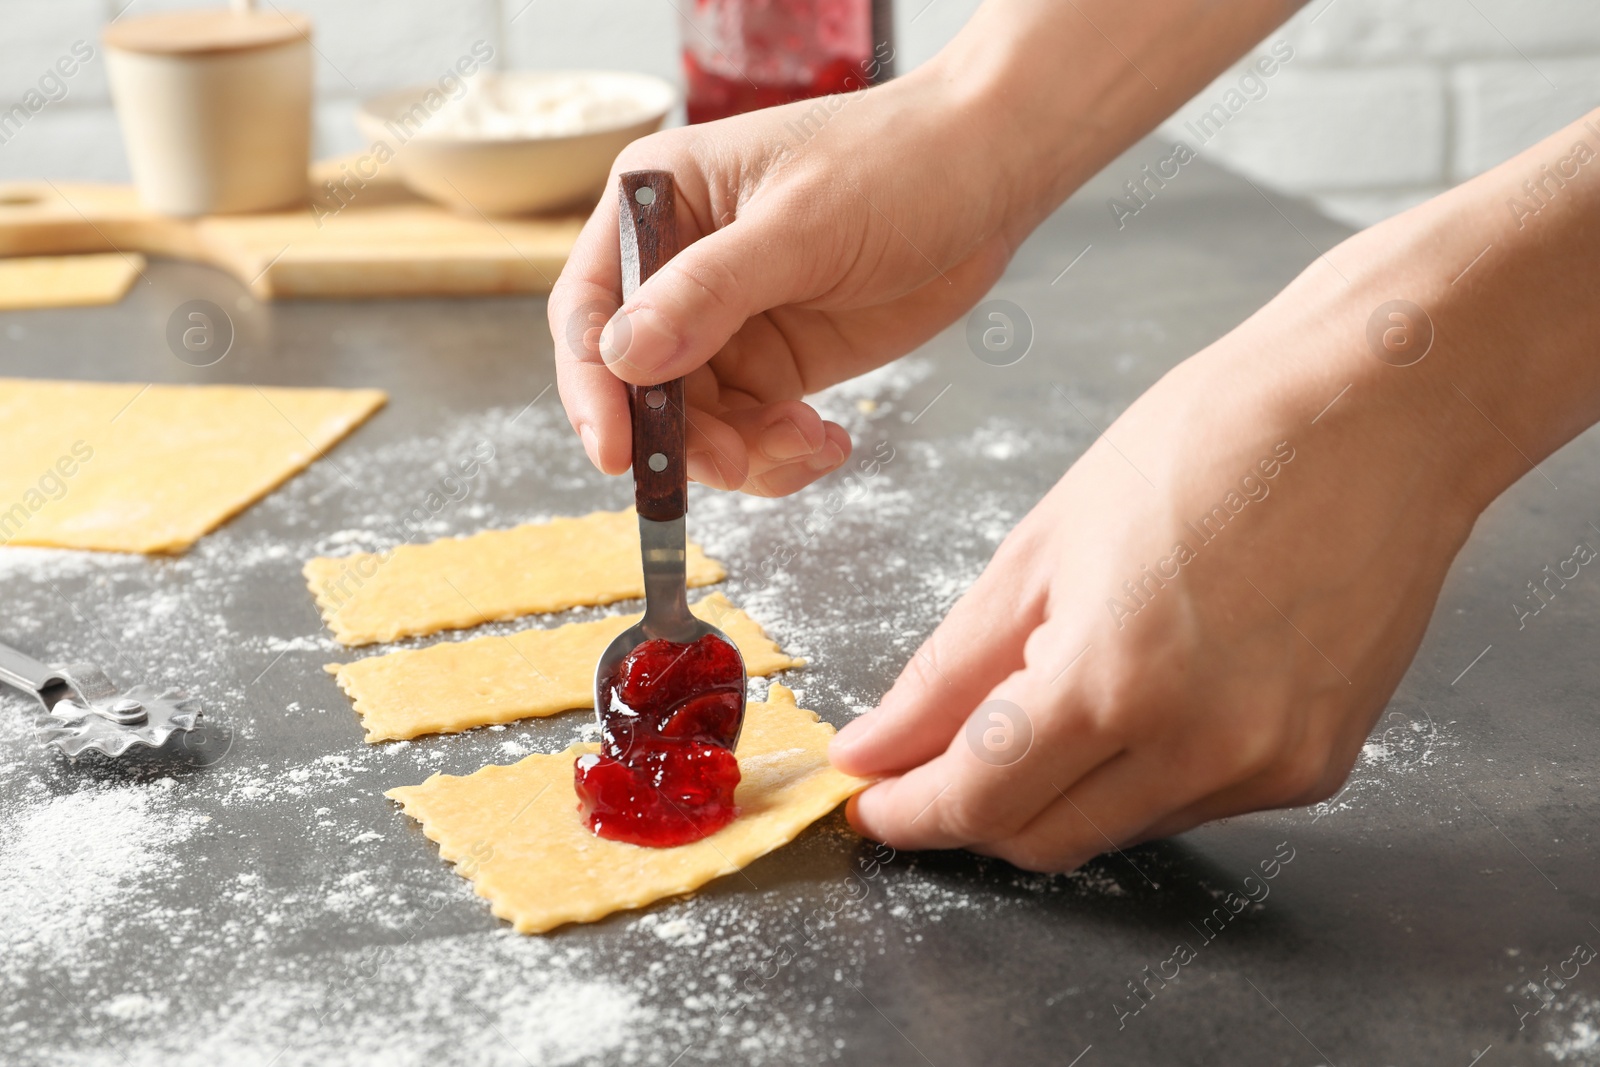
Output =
[{"x1": 592, "y1": 169, "x2": 747, "y2": 754}]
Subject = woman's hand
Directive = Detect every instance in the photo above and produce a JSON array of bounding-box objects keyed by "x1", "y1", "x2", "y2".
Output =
[
  {"x1": 547, "y1": 63, "x2": 1020, "y2": 496},
  {"x1": 547, "y1": 0, "x2": 1305, "y2": 497},
  {"x1": 829, "y1": 104, "x2": 1600, "y2": 870},
  {"x1": 828, "y1": 225, "x2": 1490, "y2": 869}
]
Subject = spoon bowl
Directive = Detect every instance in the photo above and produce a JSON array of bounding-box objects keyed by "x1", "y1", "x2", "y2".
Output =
[{"x1": 593, "y1": 576, "x2": 748, "y2": 758}]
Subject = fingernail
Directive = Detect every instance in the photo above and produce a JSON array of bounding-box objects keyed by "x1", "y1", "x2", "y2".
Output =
[
  {"x1": 845, "y1": 782, "x2": 887, "y2": 839},
  {"x1": 807, "y1": 440, "x2": 845, "y2": 472},
  {"x1": 597, "y1": 318, "x2": 624, "y2": 364},
  {"x1": 831, "y1": 714, "x2": 877, "y2": 757},
  {"x1": 600, "y1": 307, "x2": 676, "y2": 376},
  {"x1": 759, "y1": 418, "x2": 813, "y2": 463},
  {"x1": 578, "y1": 424, "x2": 600, "y2": 469}
]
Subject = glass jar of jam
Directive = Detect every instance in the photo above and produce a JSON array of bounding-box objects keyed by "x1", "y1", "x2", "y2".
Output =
[{"x1": 680, "y1": 0, "x2": 895, "y2": 124}]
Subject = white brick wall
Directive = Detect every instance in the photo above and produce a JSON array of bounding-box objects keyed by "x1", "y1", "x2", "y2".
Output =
[
  {"x1": 1, "y1": 0, "x2": 1596, "y2": 230},
  {"x1": 503, "y1": 2, "x2": 680, "y2": 84},
  {"x1": 1453, "y1": 56, "x2": 1600, "y2": 177},
  {"x1": 1172, "y1": 66, "x2": 1448, "y2": 189},
  {"x1": 1161, "y1": 0, "x2": 1600, "y2": 225},
  {"x1": 0, "y1": 0, "x2": 108, "y2": 103}
]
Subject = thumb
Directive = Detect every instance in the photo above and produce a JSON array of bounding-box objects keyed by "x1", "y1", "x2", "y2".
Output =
[
  {"x1": 598, "y1": 215, "x2": 808, "y2": 387},
  {"x1": 829, "y1": 547, "x2": 1046, "y2": 778}
]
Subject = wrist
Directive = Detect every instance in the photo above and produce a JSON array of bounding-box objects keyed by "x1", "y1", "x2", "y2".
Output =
[
  {"x1": 1323, "y1": 108, "x2": 1600, "y2": 515},
  {"x1": 922, "y1": 0, "x2": 1297, "y2": 243},
  {"x1": 1198, "y1": 244, "x2": 1499, "y2": 541},
  {"x1": 1161, "y1": 221, "x2": 1490, "y2": 543},
  {"x1": 1187, "y1": 122, "x2": 1600, "y2": 539}
]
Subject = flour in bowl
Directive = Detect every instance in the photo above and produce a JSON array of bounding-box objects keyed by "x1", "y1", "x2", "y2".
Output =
[{"x1": 424, "y1": 73, "x2": 668, "y2": 140}]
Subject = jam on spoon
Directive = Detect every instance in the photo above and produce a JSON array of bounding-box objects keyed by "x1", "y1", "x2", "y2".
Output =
[{"x1": 575, "y1": 632, "x2": 745, "y2": 847}]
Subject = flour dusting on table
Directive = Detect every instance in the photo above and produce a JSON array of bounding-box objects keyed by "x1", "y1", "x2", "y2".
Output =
[{"x1": 0, "y1": 357, "x2": 1460, "y2": 1065}]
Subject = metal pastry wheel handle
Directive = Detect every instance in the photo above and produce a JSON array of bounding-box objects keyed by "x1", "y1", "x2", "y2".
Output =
[{"x1": 0, "y1": 638, "x2": 203, "y2": 758}]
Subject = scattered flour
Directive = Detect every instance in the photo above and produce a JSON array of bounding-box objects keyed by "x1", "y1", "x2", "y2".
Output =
[
  {"x1": 0, "y1": 785, "x2": 205, "y2": 974},
  {"x1": 4, "y1": 377, "x2": 1027, "y2": 1065},
  {"x1": 0, "y1": 364, "x2": 1485, "y2": 1065},
  {"x1": 1544, "y1": 995, "x2": 1600, "y2": 1064},
  {"x1": 98, "y1": 993, "x2": 168, "y2": 1022},
  {"x1": 1308, "y1": 707, "x2": 1459, "y2": 824}
]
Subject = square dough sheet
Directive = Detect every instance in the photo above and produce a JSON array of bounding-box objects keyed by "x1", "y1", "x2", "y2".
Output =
[
  {"x1": 303, "y1": 508, "x2": 726, "y2": 646},
  {"x1": 387, "y1": 684, "x2": 866, "y2": 934},
  {"x1": 0, "y1": 253, "x2": 145, "y2": 310},
  {"x1": 327, "y1": 592, "x2": 803, "y2": 742},
  {"x1": 0, "y1": 379, "x2": 386, "y2": 553}
]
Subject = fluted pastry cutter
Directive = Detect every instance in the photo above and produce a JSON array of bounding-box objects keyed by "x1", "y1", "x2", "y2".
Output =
[{"x1": 0, "y1": 637, "x2": 202, "y2": 757}]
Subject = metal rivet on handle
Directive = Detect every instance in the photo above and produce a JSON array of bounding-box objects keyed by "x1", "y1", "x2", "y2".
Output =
[
  {"x1": 648, "y1": 452, "x2": 668, "y2": 472},
  {"x1": 645, "y1": 388, "x2": 666, "y2": 409},
  {"x1": 635, "y1": 187, "x2": 655, "y2": 205}
]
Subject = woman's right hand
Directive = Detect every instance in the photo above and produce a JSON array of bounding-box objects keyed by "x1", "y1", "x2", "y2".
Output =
[
  {"x1": 548, "y1": 0, "x2": 1315, "y2": 497},
  {"x1": 547, "y1": 59, "x2": 1024, "y2": 496}
]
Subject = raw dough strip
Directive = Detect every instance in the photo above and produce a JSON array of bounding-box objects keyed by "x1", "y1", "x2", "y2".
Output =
[
  {"x1": 0, "y1": 254, "x2": 145, "y2": 311},
  {"x1": 327, "y1": 592, "x2": 803, "y2": 742},
  {"x1": 0, "y1": 379, "x2": 386, "y2": 554},
  {"x1": 387, "y1": 684, "x2": 866, "y2": 934},
  {"x1": 303, "y1": 508, "x2": 726, "y2": 646}
]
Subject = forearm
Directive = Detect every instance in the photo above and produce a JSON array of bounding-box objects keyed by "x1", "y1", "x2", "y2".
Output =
[
  {"x1": 921, "y1": 0, "x2": 1302, "y2": 242},
  {"x1": 1235, "y1": 107, "x2": 1600, "y2": 516},
  {"x1": 1401, "y1": 108, "x2": 1600, "y2": 509}
]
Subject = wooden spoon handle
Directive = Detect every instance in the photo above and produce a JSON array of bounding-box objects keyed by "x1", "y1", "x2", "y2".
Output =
[{"x1": 617, "y1": 170, "x2": 685, "y2": 523}]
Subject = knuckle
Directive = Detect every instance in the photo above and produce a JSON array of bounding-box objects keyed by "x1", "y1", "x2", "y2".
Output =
[
  {"x1": 900, "y1": 642, "x2": 950, "y2": 696},
  {"x1": 612, "y1": 142, "x2": 648, "y2": 172},
  {"x1": 1268, "y1": 750, "x2": 1328, "y2": 805},
  {"x1": 611, "y1": 129, "x2": 679, "y2": 174},
  {"x1": 665, "y1": 253, "x2": 745, "y2": 319},
  {"x1": 1076, "y1": 685, "x2": 1153, "y2": 747},
  {"x1": 1224, "y1": 711, "x2": 1290, "y2": 781},
  {"x1": 934, "y1": 789, "x2": 995, "y2": 845},
  {"x1": 1070, "y1": 651, "x2": 1179, "y2": 741},
  {"x1": 1229, "y1": 733, "x2": 1280, "y2": 783},
  {"x1": 992, "y1": 517, "x2": 1046, "y2": 571},
  {"x1": 1292, "y1": 755, "x2": 1348, "y2": 807}
]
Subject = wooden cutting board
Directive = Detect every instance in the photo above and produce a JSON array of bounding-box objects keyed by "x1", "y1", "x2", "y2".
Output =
[{"x1": 0, "y1": 156, "x2": 584, "y2": 300}]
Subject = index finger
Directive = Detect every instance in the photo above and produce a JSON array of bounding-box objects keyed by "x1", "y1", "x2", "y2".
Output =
[
  {"x1": 847, "y1": 664, "x2": 1123, "y2": 853},
  {"x1": 548, "y1": 187, "x2": 631, "y2": 475}
]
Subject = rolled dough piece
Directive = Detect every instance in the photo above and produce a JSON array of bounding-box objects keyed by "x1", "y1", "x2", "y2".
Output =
[
  {"x1": 0, "y1": 379, "x2": 385, "y2": 553},
  {"x1": 387, "y1": 684, "x2": 866, "y2": 934},
  {"x1": 0, "y1": 254, "x2": 146, "y2": 310},
  {"x1": 303, "y1": 508, "x2": 726, "y2": 646},
  {"x1": 327, "y1": 592, "x2": 804, "y2": 742}
]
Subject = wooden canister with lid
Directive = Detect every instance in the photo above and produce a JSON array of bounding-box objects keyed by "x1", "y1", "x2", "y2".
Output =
[{"x1": 104, "y1": 7, "x2": 312, "y2": 215}]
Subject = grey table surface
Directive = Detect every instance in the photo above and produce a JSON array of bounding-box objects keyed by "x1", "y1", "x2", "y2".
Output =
[{"x1": 1, "y1": 139, "x2": 1597, "y2": 1067}]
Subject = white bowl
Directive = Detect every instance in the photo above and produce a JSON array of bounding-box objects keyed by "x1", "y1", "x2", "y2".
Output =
[{"x1": 356, "y1": 71, "x2": 676, "y2": 216}]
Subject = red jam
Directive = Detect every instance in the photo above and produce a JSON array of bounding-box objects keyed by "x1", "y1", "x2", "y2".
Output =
[
  {"x1": 575, "y1": 633, "x2": 745, "y2": 847},
  {"x1": 684, "y1": 51, "x2": 868, "y2": 124}
]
